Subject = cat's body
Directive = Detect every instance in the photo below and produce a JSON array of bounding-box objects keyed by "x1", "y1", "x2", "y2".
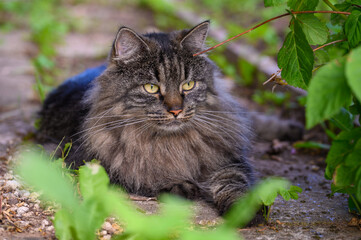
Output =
[{"x1": 38, "y1": 22, "x2": 255, "y2": 215}]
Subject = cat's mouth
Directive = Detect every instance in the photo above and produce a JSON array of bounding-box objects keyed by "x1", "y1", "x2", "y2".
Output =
[{"x1": 149, "y1": 116, "x2": 193, "y2": 131}]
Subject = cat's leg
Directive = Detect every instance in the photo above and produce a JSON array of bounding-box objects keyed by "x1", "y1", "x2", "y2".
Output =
[
  {"x1": 207, "y1": 163, "x2": 254, "y2": 215},
  {"x1": 160, "y1": 180, "x2": 212, "y2": 201},
  {"x1": 206, "y1": 163, "x2": 268, "y2": 226}
]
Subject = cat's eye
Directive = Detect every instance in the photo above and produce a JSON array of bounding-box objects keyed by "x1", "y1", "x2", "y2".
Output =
[
  {"x1": 144, "y1": 84, "x2": 159, "y2": 94},
  {"x1": 182, "y1": 81, "x2": 195, "y2": 91}
]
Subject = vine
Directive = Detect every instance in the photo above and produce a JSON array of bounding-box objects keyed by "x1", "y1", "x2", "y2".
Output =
[{"x1": 194, "y1": 0, "x2": 361, "y2": 215}]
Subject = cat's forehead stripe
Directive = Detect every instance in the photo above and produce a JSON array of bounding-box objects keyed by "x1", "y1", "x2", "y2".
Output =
[{"x1": 158, "y1": 63, "x2": 166, "y2": 83}]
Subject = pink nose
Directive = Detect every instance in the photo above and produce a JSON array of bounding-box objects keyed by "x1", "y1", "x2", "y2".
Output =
[{"x1": 169, "y1": 109, "x2": 182, "y2": 116}]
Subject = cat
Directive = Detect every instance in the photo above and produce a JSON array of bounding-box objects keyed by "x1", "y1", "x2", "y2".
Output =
[{"x1": 38, "y1": 21, "x2": 258, "y2": 216}]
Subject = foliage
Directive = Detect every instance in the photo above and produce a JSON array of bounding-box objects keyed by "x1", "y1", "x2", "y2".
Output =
[
  {"x1": 252, "y1": 90, "x2": 291, "y2": 107},
  {"x1": 17, "y1": 149, "x2": 301, "y2": 240},
  {"x1": 293, "y1": 141, "x2": 330, "y2": 150},
  {"x1": 0, "y1": 0, "x2": 70, "y2": 101},
  {"x1": 264, "y1": 0, "x2": 361, "y2": 214}
]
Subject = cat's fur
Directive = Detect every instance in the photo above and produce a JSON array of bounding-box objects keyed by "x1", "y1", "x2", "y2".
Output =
[{"x1": 38, "y1": 21, "x2": 256, "y2": 215}]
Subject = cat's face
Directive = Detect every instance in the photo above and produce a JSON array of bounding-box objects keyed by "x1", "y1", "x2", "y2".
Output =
[{"x1": 96, "y1": 21, "x2": 219, "y2": 133}]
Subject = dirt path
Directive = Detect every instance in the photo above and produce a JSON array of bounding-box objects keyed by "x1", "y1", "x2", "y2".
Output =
[{"x1": 0, "y1": 3, "x2": 360, "y2": 239}]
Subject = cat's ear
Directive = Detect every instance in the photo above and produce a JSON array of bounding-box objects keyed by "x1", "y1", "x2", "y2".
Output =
[
  {"x1": 111, "y1": 27, "x2": 149, "y2": 62},
  {"x1": 180, "y1": 20, "x2": 210, "y2": 54}
]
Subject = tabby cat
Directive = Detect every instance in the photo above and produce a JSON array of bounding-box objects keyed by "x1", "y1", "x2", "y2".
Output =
[{"x1": 38, "y1": 21, "x2": 256, "y2": 215}]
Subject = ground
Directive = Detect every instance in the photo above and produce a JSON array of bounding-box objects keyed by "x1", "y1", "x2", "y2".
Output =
[{"x1": 0, "y1": 2, "x2": 360, "y2": 240}]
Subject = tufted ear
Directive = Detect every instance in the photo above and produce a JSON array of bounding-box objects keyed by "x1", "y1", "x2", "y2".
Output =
[
  {"x1": 180, "y1": 21, "x2": 210, "y2": 54},
  {"x1": 111, "y1": 27, "x2": 149, "y2": 63}
]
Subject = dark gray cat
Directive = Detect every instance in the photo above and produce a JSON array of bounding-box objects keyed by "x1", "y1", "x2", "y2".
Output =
[{"x1": 38, "y1": 21, "x2": 256, "y2": 215}]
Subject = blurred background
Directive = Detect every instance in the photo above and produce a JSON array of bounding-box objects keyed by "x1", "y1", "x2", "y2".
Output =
[
  {"x1": 2, "y1": 2, "x2": 360, "y2": 238},
  {"x1": 0, "y1": 0, "x2": 313, "y2": 122}
]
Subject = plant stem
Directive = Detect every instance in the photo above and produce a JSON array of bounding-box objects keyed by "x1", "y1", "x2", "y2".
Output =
[
  {"x1": 349, "y1": 194, "x2": 361, "y2": 214},
  {"x1": 312, "y1": 39, "x2": 347, "y2": 52},
  {"x1": 193, "y1": 11, "x2": 350, "y2": 56},
  {"x1": 263, "y1": 39, "x2": 347, "y2": 86},
  {"x1": 323, "y1": 0, "x2": 348, "y2": 20}
]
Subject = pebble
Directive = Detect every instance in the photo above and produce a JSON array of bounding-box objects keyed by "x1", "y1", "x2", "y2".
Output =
[
  {"x1": 18, "y1": 221, "x2": 30, "y2": 227},
  {"x1": 20, "y1": 190, "x2": 30, "y2": 198},
  {"x1": 17, "y1": 206, "x2": 29, "y2": 216},
  {"x1": 23, "y1": 211, "x2": 34, "y2": 217},
  {"x1": 5, "y1": 180, "x2": 20, "y2": 190},
  {"x1": 311, "y1": 165, "x2": 320, "y2": 172},
  {"x1": 46, "y1": 226, "x2": 54, "y2": 232},
  {"x1": 42, "y1": 219, "x2": 50, "y2": 226},
  {"x1": 103, "y1": 235, "x2": 111, "y2": 240},
  {"x1": 102, "y1": 221, "x2": 114, "y2": 232},
  {"x1": 4, "y1": 172, "x2": 13, "y2": 180},
  {"x1": 29, "y1": 192, "x2": 40, "y2": 202}
]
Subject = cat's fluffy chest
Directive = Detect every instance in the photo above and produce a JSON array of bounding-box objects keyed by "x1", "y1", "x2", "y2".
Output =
[{"x1": 92, "y1": 125, "x2": 225, "y2": 194}]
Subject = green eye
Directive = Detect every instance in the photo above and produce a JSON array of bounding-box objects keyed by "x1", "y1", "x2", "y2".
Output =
[
  {"x1": 144, "y1": 84, "x2": 159, "y2": 94},
  {"x1": 182, "y1": 81, "x2": 195, "y2": 91}
]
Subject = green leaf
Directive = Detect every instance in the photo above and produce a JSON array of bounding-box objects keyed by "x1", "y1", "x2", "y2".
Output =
[
  {"x1": 79, "y1": 163, "x2": 109, "y2": 200},
  {"x1": 293, "y1": 141, "x2": 330, "y2": 150},
  {"x1": 356, "y1": 167, "x2": 361, "y2": 202},
  {"x1": 325, "y1": 128, "x2": 361, "y2": 179},
  {"x1": 345, "y1": 10, "x2": 361, "y2": 48},
  {"x1": 287, "y1": 0, "x2": 319, "y2": 10},
  {"x1": 16, "y1": 150, "x2": 79, "y2": 210},
  {"x1": 315, "y1": 49, "x2": 330, "y2": 65},
  {"x1": 344, "y1": 139, "x2": 361, "y2": 167},
  {"x1": 346, "y1": 46, "x2": 361, "y2": 102},
  {"x1": 334, "y1": 164, "x2": 356, "y2": 187},
  {"x1": 278, "y1": 18, "x2": 314, "y2": 89},
  {"x1": 347, "y1": 0, "x2": 361, "y2": 5},
  {"x1": 279, "y1": 185, "x2": 302, "y2": 201},
  {"x1": 348, "y1": 195, "x2": 361, "y2": 214},
  {"x1": 306, "y1": 59, "x2": 352, "y2": 128},
  {"x1": 349, "y1": 98, "x2": 361, "y2": 115},
  {"x1": 264, "y1": 0, "x2": 287, "y2": 7},
  {"x1": 330, "y1": 107, "x2": 354, "y2": 131},
  {"x1": 288, "y1": 185, "x2": 303, "y2": 200},
  {"x1": 297, "y1": 14, "x2": 328, "y2": 45},
  {"x1": 74, "y1": 198, "x2": 110, "y2": 240},
  {"x1": 331, "y1": 3, "x2": 352, "y2": 25},
  {"x1": 279, "y1": 189, "x2": 291, "y2": 201},
  {"x1": 225, "y1": 178, "x2": 290, "y2": 228},
  {"x1": 53, "y1": 210, "x2": 74, "y2": 240}
]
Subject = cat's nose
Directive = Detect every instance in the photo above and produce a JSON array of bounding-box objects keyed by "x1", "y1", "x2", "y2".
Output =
[{"x1": 169, "y1": 109, "x2": 183, "y2": 117}]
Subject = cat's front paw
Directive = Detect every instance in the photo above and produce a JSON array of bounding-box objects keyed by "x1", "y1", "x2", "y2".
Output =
[{"x1": 161, "y1": 180, "x2": 201, "y2": 200}]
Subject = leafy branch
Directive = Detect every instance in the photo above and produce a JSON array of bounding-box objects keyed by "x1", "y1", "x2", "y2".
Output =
[
  {"x1": 193, "y1": 11, "x2": 350, "y2": 57},
  {"x1": 263, "y1": 39, "x2": 347, "y2": 86}
]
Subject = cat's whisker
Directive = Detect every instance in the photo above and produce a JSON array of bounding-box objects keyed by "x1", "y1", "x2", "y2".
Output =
[
  {"x1": 86, "y1": 114, "x2": 133, "y2": 120},
  {"x1": 201, "y1": 110, "x2": 241, "y2": 114},
  {"x1": 198, "y1": 112, "x2": 247, "y2": 130},
  {"x1": 102, "y1": 119, "x2": 151, "y2": 151},
  {"x1": 193, "y1": 115, "x2": 244, "y2": 144},
  {"x1": 194, "y1": 115, "x2": 247, "y2": 143},
  {"x1": 71, "y1": 117, "x2": 135, "y2": 138},
  {"x1": 73, "y1": 118, "x2": 146, "y2": 143},
  {"x1": 199, "y1": 114, "x2": 251, "y2": 143},
  {"x1": 73, "y1": 118, "x2": 148, "y2": 154},
  {"x1": 70, "y1": 107, "x2": 117, "y2": 138},
  {"x1": 192, "y1": 117, "x2": 233, "y2": 146},
  {"x1": 103, "y1": 118, "x2": 149, "y2": 132},
  {"x1": 200, "y1": 111, "x2": 252, "y2": 130},
  {"x1": 134, "y1": 122, "x2": 153, "y2": 138}
]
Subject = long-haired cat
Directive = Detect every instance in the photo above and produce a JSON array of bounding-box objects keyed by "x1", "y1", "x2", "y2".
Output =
[{"x1": 38, "y1": 21, "x2": 256, "y2": 216}]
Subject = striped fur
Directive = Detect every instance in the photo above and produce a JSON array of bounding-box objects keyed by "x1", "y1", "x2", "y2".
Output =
[{"x1": 38, "y1": 22, "x2": 255, "y2": 215}]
